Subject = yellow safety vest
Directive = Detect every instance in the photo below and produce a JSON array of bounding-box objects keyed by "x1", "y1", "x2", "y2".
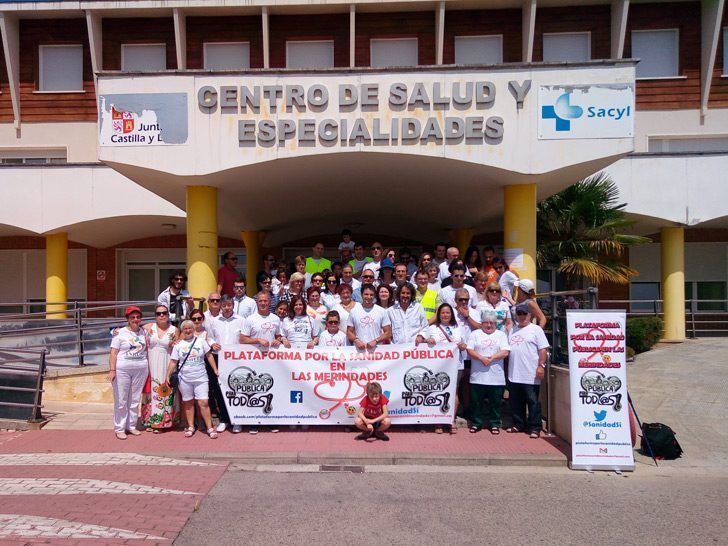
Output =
[
  {"x1": 305, "y1": 256, "x2": 332, "y2": 274},
  {"x1": 416, "y1": 289, "x2": 438, "y2": 320}
]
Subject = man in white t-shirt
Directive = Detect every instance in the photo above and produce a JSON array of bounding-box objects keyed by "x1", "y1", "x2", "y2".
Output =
[
  {"x1": 437, "y1": 263, "x2": 477, "y2": 309},
  {"x1": 349, "y1": 243, "x2": 373, "y2": 279},
  {"x1": 466, "y1": 310, "x2": 510, "y2": 433},
  {"x1": 346, "y1": 284, "x2": 392, "y2": 350},
  {"x1": 438, "y1": 247, "x2": 473, "y2": 283},
  {"x1": 341, "y1": 264, "x2": 362, "y2": 291},
  {"x1": 232, "y1": 279, "x2": 257, "y2": 318},
  {"x1": 207, "y1": 295, "x2": 245, "y2": 433},
  {"x1": 507, "y1": 302, "x2": 550, "y2": 438},
  {"x1": 239, "y1": 292, "x2": 282, "y2": 349}
]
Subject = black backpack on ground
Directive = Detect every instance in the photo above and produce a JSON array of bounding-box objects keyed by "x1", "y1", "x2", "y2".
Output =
[{"x1": 640, "y1": 422, "x2": 683, "y2": 460}]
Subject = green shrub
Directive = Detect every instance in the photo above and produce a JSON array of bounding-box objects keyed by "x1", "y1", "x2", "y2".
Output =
[
  {"x1": 626, "y1": 346, "x2": 636, "y2": 360},
  {"x1": 626, "y1": 317, "x2": 664, "y2": 354}
]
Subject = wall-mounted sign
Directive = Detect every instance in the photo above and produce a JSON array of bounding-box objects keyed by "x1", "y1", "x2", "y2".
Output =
[{"x1": 99, "y1": 93, "x2": 188, "y2": 147}]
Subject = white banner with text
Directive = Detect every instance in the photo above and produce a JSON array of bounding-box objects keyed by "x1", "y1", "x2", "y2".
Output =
[
  {"x1": 218, "y1": 343, "x2": 459, "y2": 425},
  {"x1": 567, "y1": 310, "x2": 634, "y2": 471}
]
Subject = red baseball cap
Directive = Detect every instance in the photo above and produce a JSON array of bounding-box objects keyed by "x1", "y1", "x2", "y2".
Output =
[{"x1": 124, "y1": 305, "x2": 142, "y2": 318}]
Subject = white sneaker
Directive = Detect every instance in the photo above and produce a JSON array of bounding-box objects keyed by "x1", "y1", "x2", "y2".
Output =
[
  {"x1": 231, "y1": 425, "x2": 243, "y2": 434},
  {"x1": 249, "y1": 428, "x2": 259, "y2": 435},
  {"x1": 270, "y1": 427, "x2": 279, "y2": 433},
  {"x1": 216, "y1": 422, "x2": 228, "y2": 433}
]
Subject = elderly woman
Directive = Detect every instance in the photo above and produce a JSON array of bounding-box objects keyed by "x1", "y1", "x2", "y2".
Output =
[
  {"x1": 466, "y1": 310, "x2": 511, "y2": 434},
  {"x1": 279, "y1": 271, "x2": 307, "y2": 304},
  {"x1": 416, "y1": 303, "x2": 467, "y2": 434},
  {"x1": 141, "y1": 304, "x2": 178, "y2": 433},
  {"x1": 109, "y1": 306, "x2": 149, "y2": 440},
  {"x1": 507, "y1": 303, "x2": 550, "y2": 438},
  {"x1": 477, "y1": 282, "x2": 513, "y2": 332},
  {"x1": 166, "y1": 319, "x2": 219, "y2": 439}
]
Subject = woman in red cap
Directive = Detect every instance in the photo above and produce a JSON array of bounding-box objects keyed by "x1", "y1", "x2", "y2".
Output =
[{"x1": 109, "y1": 306, "x2": 149, "y2": 440}]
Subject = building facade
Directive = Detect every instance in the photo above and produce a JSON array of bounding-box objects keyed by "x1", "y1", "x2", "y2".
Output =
[{"x1": 0, "y1": 0, "x2": 726, "y2": 342}]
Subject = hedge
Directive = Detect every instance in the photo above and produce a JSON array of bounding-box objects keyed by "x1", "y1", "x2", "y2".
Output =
[{"x1": 626, "y1": 316, "x2": 664, "y2": 354}]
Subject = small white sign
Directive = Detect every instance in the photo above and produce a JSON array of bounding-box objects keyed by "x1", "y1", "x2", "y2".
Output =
[
  {"x1": 539, "y1": 84, "x2": 634, "y2": 140},
  {"x1": 567, "y1": 310, "x2": 634, "y2": 471}
]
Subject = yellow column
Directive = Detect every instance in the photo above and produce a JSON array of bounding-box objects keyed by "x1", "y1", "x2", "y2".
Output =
[
  {"x1": 661, "y1": 226, "x2": 685, "y2": 342},
  {"x1": 45, "y1": 232, "x2": 68, "y2": 319},
  {"x1": 503, "y1": 184, "x2": 537, "y2": 283},
  {"x1": 448, "y1": 228, "x2": 474, "y2": 257},
  {"x1": 186, "y1": 186, "x2": 218, "y2": 301},
  {"x1": 242, "y1": 231, "x2": 266, "y2": 296}
]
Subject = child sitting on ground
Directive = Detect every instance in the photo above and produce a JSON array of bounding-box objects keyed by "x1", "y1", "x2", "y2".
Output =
[{"x1": 355, "y1": 381, "x2": 391, "y2": 441}]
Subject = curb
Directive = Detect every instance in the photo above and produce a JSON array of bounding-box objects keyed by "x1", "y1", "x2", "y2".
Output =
[{"x1": 148, "y1": 450, "x2": 568, "y2": 468}]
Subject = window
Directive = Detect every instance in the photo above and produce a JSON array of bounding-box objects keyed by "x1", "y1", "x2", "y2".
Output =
[
  {"x1": 454, "y1": 36, "x2": 503, "y2": 65},
  {"x1": 39, "y1": 45, "x2": 83, "y2": 92},
  {"x1": 370, "y1": 38, "x2": 418, "y2": 68},
  {"x1": 723, "y1": 28, "x2": 728, "y2": 75},
  {"x1": 204, "y1": 42, "x2": 250, "y2": 70},
  {"x1": 648, "y1": 136, "x2": 728, "y2": 153},
  {"x1": 0, "y1": 149, "x2": 67, "y2": 165},
  {"x1": 686, "y1": 281, "x2": 727, "y2": 312},
  {"x1": 631, "y1": 29, "x2": 679, "y2": 78},
  {"x1": 630, "y1": 282, "x2": 661, "y2": 313},
  {"x1": 543, "y1": 32, "x2": 591, "y2": 62},
  {"x1": 121, "y1": 44, "x2": 166, "y2": 71},
  {"x1": 286, "y1": 41, "x2": 334, "y2": 69}
]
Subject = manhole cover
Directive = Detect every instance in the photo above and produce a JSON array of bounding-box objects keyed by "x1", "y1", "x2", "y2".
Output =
[{"x1": 319, "y1": 465, "x2": 365, "y2": 473}]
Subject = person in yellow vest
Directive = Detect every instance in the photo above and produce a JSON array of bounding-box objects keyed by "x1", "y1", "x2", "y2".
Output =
[
  {"x1": 414, "y1": 270, "x2": 438, "y2": 324},
  {"x1": 305, "y1": 242, "x2": 332, "y2": 275}
]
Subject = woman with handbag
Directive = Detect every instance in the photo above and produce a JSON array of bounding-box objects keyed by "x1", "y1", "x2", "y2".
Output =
[
  {"x1": 166, "y1": 319, "x2": 219, "y2": 439},
  {"x1": 109, "y1": 306, "x2": 150, "y2": 440},
  {"x1": 415, "y1": 303, "x2": 467, "y2": 434},
  {"x1": 141, "y1": 304, "x2": 179, "y2": 433}
]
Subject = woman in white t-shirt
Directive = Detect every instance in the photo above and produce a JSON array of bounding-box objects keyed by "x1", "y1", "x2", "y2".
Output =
[
  {"x1": 331, "y1": 283, "x2": 360, "y2": 334},
  {"x1": 109, "y1": 306, "x2": 149, "y2": 440},
  {"x1": 281, "y1": 296, "x2": 320, "y2": 349},
  {"x1": 415, "y1": 303, "x2": 467, "y2": 434},
  {"x1": 466, "y1": 310, "x2": 511, "y2": 434},
  {"x1": 493, "y1": 257, "x2": 518, "y2": 305},
  {"x1": 166, "y1": 320, "x2": 219, "y2": 439},
  {"x1": 306, "y1": 287, "x2": 328, "y2": 333}
]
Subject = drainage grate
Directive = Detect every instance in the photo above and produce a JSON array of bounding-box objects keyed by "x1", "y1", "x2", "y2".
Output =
[{"x1": 319, "y1": 465, "x2": 365, "y2": 473}]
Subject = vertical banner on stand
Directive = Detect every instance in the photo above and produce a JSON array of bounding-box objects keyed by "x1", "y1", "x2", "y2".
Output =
[
  {"x1": 566, "y1": 310, "x2": 635, "y2": 471},
  {"x1": 218, "y1": 343, "x2": 459, "y2": 425}
]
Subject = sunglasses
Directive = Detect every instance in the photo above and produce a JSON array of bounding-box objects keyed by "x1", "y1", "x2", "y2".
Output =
[
  {"x1": 456, "y1": 298, "x2": 469, "y2": 302},
  {"x1": 191, "y1": 317, "x2": 204, "y2": 322},
  {"x1": 234, "y1": 285, "x2": 245, "y2": 290},
  {"x1": 261, "y1": 280, "x2": 271, "y2": 284},
  {"x1": 208, "y1": 298, "x2": 221, "y2": 302},
  {"x1": 362, "y1": 276, "x2": 374, "y2": 280},
  {"x1": 371, "y1": 246, "x2": 383, "y2": 250},
  {"x1": 155, "y1": 311, "x2": 169, "y2": 316},
  {"x1": 516, "y1": 311, "x2": 528, "y2": 316},
  {"x1": 327, "y1": 320, "x2": 340, "y2": 325},
  {"x1": 327, "y1": 279, "x2": 337, "y2": 283},
  {"x1": 174, "y1": 278, "x2": 184, "y2": 282},
  {"x1": 487, "y1": 289, "x2": 501, "y2": 293},
  {"x1": 452, "y1": 274, "x2": 465, "y2": 278}
]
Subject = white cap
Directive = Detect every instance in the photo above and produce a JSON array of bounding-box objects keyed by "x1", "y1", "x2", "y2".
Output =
[{"x1": 516, "y1": 278, "x2": 535, "y2": 293}]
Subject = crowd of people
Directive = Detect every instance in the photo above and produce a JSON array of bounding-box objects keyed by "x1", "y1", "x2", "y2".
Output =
[{"x1": 109, "y1": 234, "x2": 549, "y2": 442}]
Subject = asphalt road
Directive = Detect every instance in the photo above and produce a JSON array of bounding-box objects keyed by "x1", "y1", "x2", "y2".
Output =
[{"x1": 175, "y1": 466, "x2": 728, "y2": 545}]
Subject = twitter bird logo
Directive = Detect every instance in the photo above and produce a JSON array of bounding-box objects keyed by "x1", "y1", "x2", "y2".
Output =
[{"x1": 593, "y1": 410, "x2": 607, "y2": 422}]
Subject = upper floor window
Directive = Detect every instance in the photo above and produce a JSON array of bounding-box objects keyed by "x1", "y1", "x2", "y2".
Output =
[
  {"x1": 454, "y1": 36, "x2": 503, "y2": 65},
  {"x1": 286, "y1": 41, "x2": 334, "y2": 69},
  {"x1": 370, "y1": 38, "x2": 418, "y2": 68},
  {"x1": 121, "y1": 44, "x2": 166, "y2": 71},
  {"x1": 204, "y1": 42, "x2": 250, "y2": 70},
  {"x1": 543, "y1": 32, "x2": 591, "y2": 62},
  {"x1": 723, "y1": 27, "x2": 727, "y2": 75},
  {"x1": 39, "y1": 45, "x2": 83, "y2": 92},
  {"x1": 631, "y1": 29, "x2": 679, "y2": 79}
]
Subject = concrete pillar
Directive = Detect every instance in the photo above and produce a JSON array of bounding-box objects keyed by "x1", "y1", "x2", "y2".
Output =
[
  {"x1": 242, "y1": 231, "x2": 266, "y2": 296},
  {"x1": 661, "y1": 226, "x2": 685, "y2": 342},
  {"x1": 186, "y1": 186, "x2": 218, "y2": 301},
  {"x1": 46, "y1": 232, "x2": 68, "y2": 319},
  {"x1": 448, "y1": 228, "x2": 474, "y2": 257},
  {"x1": 503, "y1": 184, "x2": 537, "y2": 283}
]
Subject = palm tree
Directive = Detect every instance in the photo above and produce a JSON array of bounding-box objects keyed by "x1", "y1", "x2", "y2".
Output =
[{"x1": 537, "y1": 172, "x2": 650, "y2": 288}]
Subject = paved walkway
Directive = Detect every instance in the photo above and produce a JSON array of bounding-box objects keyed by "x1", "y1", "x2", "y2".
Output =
[{"x1": 627, "y1": 337, "x2": 728, "y2": 473}]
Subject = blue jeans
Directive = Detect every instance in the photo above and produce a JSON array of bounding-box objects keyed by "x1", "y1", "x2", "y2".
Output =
[{"x1": 508, "y1": 382, "x2": 541, "y2": 433}]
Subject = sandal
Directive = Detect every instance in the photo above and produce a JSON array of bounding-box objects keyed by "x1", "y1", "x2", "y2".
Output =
[
  {"x1": 207, "y1": 428, "x2": 218, "y2": 439},
  {"x1": 449, "y1": 424, "x2": 458, "y2": 434},
  {"x1": 490, "y1": 427, "x2": 501, "y2": 435},
  {"x1": 505, "y1": 426, "x2": 522, "y2": 433},
  {"x1": 184, "y1": 427, "x2": 195, "y2": 438},
  {"x1": 469, "y1": 426, "x2": 481, "y2": 434},
  {"x1": 434, "y1": 426, "x2": 444, "y2": 434}
]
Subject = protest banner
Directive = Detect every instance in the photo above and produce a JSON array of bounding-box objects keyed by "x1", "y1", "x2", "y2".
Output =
[
  {"x1": 218, "y1": 343, "x2": 459, "y2": 425},
  {"x1": 566, "y1": 310, "x2": 634, "y2": 471}
]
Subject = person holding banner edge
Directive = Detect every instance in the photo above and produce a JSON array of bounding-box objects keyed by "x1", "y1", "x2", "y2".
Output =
[{"x1": 507, "y1": 302, "x2": 550, "y2": 438}]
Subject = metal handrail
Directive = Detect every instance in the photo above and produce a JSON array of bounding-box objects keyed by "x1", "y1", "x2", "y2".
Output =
[{"x1": 0, "y1": 347, "x2": 47, "y2": 421}]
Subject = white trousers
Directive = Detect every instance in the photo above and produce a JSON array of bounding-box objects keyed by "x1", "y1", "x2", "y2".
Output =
[{"x1": 112, "y1": 363, "x2": 148, "y2": 433}]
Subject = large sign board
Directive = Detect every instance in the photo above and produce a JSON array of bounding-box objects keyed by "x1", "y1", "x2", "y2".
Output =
[
  {"x1": 567, "y1": 310, "x2": 634, "y2": 471},
  {"x1": 218, "y1": 343, "x2": 459, "y2": 425}
]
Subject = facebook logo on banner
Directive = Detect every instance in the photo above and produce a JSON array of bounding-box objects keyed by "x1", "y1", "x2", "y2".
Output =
[{"x1": 290, "y1": 391, "x2": 303, "y2": 403}]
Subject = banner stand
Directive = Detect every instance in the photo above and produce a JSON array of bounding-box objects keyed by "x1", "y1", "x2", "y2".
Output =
[{"x1": 566, "y1": 310, "x2": 635, "y2": 472}]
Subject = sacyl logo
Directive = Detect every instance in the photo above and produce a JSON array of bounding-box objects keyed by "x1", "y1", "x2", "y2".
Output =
[{"x1": 541, "y1": 92, "x2": 583, "y2": 131}]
